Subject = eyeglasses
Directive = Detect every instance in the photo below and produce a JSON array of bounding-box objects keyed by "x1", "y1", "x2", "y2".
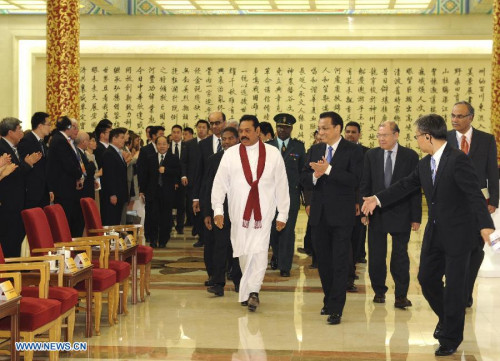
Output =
[
  {"x1": 209, "y1": 121, "x2": 222, "y2": 126},
  {"x1": 450, "y1": 113, "x2": 471, "y2": 119},
  {"x1": 376, "y1": 133, "x2": 395, "y2": 139},
  {"x1": 413, "y1": 133, "x2": 428, "y2": 140}
]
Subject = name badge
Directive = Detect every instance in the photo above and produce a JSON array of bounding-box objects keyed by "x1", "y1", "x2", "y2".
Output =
[
  {"x1": 64, "y1": 258, "x2": 78, "y2": 274},
  {"x1": 74, "y1": 252, "x2": 92, "y2": 269},
  {"x1": 125, "y1": 235, "x2": 136, "y2": 247}
]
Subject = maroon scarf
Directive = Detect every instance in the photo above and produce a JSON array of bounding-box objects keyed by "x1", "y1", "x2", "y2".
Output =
[{"x1": 239, "y1": 141, "x2": 266, "y2": 228}]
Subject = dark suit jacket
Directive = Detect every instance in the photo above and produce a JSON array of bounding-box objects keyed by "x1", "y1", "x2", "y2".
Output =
[
  {"x1": 267, "y1": 138, "x2": 306, "y2": 211},
  {"x1": 101, "y1": 146, "x2": 128, "y2": 205},
  {"x1": 193, "y1": 135, "x2": 217, "y2": 202},
  {"x1": 184, "y1": 138, "x2": 200, "y2": 186},
  {"x1": 447, "y1": 128, "x2": 499, "y2": 207},
  {"x1": 142, "y1": 152, "x2": 181, "y2": 203},
  {"x1": 137, "y1": 143, "x2": 157, "y2": 194},
  {"x1": 167, "y1": 141, "x2": 188, "y2": 179},
  {"x1": 94, "y1": 141, "x2": 107, "y2": 169},
  {"x1": 17, "y1": 131, "x2": 49, "y2": 205},
  {"x1": 300, "y1": 138, "x2": 363, "y2": 227},
  {"x1": 0, "y1": 138, "x2": 31, "y2": 211},
  {"x1": 360, "y1": 145, "x2": 422, "y2": 233},
  {"x1": 377, "y1": 144, "x2": 494, "y2": 256},
  {"x1": 78, "y1": 148, "x2": 96, "y2": 199},
  {"x1": 47, "y1": 132, "x2": 83, "y2": 202},
  {"x1": 202, "y1": 151, "x2": 229, "y2": 222}
]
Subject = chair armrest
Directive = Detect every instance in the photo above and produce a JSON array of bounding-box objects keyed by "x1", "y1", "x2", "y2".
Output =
[
  {"x1": 4, "y1": 255, "x2": 64, "y2": 287},
  {"x1": 0, "y1": 262, "x2": 50, "y2": 297},
  {"x1": 0, "y1": 272, "x2": 22, "y2": 294}
]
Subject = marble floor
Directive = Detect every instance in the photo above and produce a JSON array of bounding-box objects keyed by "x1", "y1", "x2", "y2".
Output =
[{"x1": 52, "y1": 210, "x2": 500, "y2": 361}]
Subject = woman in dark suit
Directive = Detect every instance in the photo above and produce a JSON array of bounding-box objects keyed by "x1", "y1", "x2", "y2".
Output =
[{"x1": 140, "y1": 135, "x2": 181, "y2": 248}]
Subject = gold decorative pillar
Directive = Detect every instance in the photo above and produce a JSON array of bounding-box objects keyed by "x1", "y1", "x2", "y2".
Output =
[
  {"x1": 492, "y1": 0, "x2": 500, "y2": 164},
  {"x1": 46, "y1": 0, "x2": 80, "y2": 122}
]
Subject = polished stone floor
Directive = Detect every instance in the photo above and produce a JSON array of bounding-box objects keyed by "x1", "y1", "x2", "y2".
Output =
[{"x1": 56, "y1": 209, "x2": 500, "y2": 361}]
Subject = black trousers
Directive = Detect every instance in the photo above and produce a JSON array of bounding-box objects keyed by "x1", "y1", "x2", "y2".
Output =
[
  {"x1": 368, "y1": 228, "x2": 411, "y2": 298},
  {"x1": 466, "y1": 238, "x2": 484, "y2": 302},
  {"x1": 0, "y1": 208, "x2": 25, "y2": 257},
  {"x1": 174, "y1": 186, "x2": 186, "y2": 231},
  {"x1": 211, "y1": 219, "x2": 242, "y2": 287},
  {"x1": 351, "y1": 214, "x2": 367, "y2": 260},
  {"x1": 418, "y1": 236, "x2": 470, "y2": 349},
  {"x1": 25, "y1": 194, "x2": 50, "y2": 210},
  {"x1": 148, "y1": 190, "x2": 174, "y2": 246},
  {"x1": 270, "y1": 208, "x2": 299, "y2": 272},
  {"x1": 312, "y1": 209, "x2": 352, "y2": 315},
  {"x1": 102, "y1": 198, "x2": 124, "y2": 226},
  {"x1": 185, "y1": 186, "x2": 195, "y2": 226}
]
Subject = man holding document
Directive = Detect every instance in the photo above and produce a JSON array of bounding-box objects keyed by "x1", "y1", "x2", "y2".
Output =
[{"x1": 362, "y1": 114, "x2": 495, "y2": 357}]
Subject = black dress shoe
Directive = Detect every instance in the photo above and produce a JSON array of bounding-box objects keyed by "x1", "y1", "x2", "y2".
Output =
[
  {"x1": 280, "y1": 270, "x2": 290, "y2": 277},
  {"x1": 191, "y1": 228, "x2": 198, "y2": 236},
  {"x1": 394, "y1": 297, "x2": 412, "y2": 309},
  {"x1": 373, "y1": 294, "x2": 386, "y2": 303},
  {"x1": 435, "y1": 345, "x2": 457, "y2": 356},
  {"x1": 309, "y1": 262, "x2": 318, "y2": 269},
  {"x1": 149, "y1": 241, "x2": 158, "y2": 248},
  {"x1": 346, "y1": 283, "x2": 358, "y2": 293},
  {"x1": 241, "y1": 301, "x2": 248, "y2": 306},
  {"x1": 433, "y1": 322, "x2": 443, "y2": 339},
  {"x1": 354, "y1": 274, "x2": 359, "y2": 280},
  {"x1": 207, "y1": 285, "x2": 224, "y2": 297},
  {"x1": 158, "y1": 243, "x2": 167, "y2": 248},
  {"x1": 175, "y1": 227, "x2": 184, "y2": 235},
  {"x1": 204, "y1": 278, "x2": 214, "y2": 287},
  {"x1": 234, "y1": 284, "x2": 239, "y2": 293},
  {"x1": 297, "y1": 247, "x2": 312, "y2": 256},
  {"x1": 270, "y1": 256, "x2": 278, "y2": 270},
  {"x1": 193, "y1": 241, "x2": 204, "y2": 248},
  {"x1": 320, "y1": 307, "x2": 328, "y2": 315},
  {"x1": 357, "y1": 257, "x2": 367, "y2": 264},
  {"x1": 327, "y1": 313, "x2": 342, "y2": 325},
  {"x1": 248, "y1": 292, "x2": 260, "y2": 312},
  {"x1": 467, "y1": 296, "x2": 473, "y2": 308}
]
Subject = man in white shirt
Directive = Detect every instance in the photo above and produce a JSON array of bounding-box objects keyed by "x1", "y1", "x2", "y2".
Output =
[{"x1": 212, "y1": 115, "x2": 289, "y2": 311}]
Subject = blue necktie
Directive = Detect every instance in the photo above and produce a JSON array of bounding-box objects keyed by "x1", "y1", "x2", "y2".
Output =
[
  {"x1": 384, "y1": 150, "x2": 393, "y2": 189},
  {"x1": 326, "y1": 146, "x2": 333, "y2": 163},
  {"x1": 217, "y1": 138, "x2": 222, "y2": 153},
  {"x1": 430, "y1": 157, "x2": 436, "y2": 184}
]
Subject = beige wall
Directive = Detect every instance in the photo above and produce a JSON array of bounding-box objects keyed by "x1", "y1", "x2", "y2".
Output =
[{"x1": 0, "y1": 14, "x2": 494, "y2": 139}]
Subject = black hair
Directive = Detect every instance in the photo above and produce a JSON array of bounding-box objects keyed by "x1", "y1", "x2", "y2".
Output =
[
  {"x1": 31, "y1": 112, "x2": 50, "y2": 130},
  {"x1": 454, "y1": 101, "x2": 475, "y2": 116},
  {"x1": 196, "y1": 119, "x2": 210, "y2": 128},
  {"x1": 414, "y1": 114, "x2": 447, "y2": 140},
  {"x1": 345, "y1": 121, "x2": 361, "y2": 133},
  {"x1": 222, "y1": 127, "x2": 239, "y2": 139},
  {"x1": 55, "y1": 116, "x2": 73, "y2": 131},
  {"x1": 171, "y1": 124, "x2": 183, "y2": 132},
  {"x1": 183, "y1": 127, "x2": 194, "y2": 135},
  {"x1": 239, "y1": 114, "x2": 259, "y2": 129},
  {"x1": 109, "y1": 127, "x2": 127, "y2": 141},
  {"x1": 150, "y1": 126, "x2": 165, "y2": 137},
  {"x1": 320, "y1": 111, "x2": 344, "y2": 132},
  {"x1": 259, "y1": 121, "x2": 275, "y2": 138}
]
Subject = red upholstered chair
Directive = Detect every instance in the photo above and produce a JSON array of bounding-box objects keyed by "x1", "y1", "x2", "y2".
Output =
[
  {"x1": 21, "y1": 207, "x2": 117, "y2": 336},
  {"x1": 80, "y1": 197, "x2": 153, "y2": 302},
  {"x1": 45, "y1": 203, "x2": 131, "y2": 318},
  {"x1": 0, "y1": 246, "x2": 62, "y2": 361}
]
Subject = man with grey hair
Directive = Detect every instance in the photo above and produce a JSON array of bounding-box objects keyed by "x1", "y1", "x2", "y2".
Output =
[
  {"x1": 0, "y1": 117, "x2": 42, "y2": 256},
  {"x1": 360, "y1": 120, "x2": 421, "y2": 309}
]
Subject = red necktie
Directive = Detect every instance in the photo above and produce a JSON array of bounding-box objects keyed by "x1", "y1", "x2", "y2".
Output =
[{"x1": 461, "y1": 135, "x2": 469, "y2": 154}]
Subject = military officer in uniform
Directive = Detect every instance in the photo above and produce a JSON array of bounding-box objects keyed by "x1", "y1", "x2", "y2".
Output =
[{"x1": 268, "y1": 113, "x2": 306, "y2": 277}]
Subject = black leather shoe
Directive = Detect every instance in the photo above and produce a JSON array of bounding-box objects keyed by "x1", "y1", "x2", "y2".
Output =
[
  {"x1": 435, "y1": 345, "x2": 457, "y2": 357},
  {"x1": 270, "y1": 256, "x2": 278, "y2": 270},
  {"x1": 280, "y1": 270, "x2": 290, "y2": 277},
  {"x1": 327, "y1": 313, "x2": 341, "y2": 325},
  {"x1": 234, "y1": 284, "x2": 239, "y2": 293},
  {"x1": 191, "y1": 228, "x2": 198, "y2": 236},
  {"x1": 433, "y1": 322, "x2": 443, "y2": 340},
  {"x1": 207, "y1": 285, "x2": 224, "y2": 297},
  {"x1": 394, "y1": 297, "x2": 412, "y2": 309},
  {"x1": 248, "y1": 292, "x2": 260, "y2": 312},
  {"x1": 193, "y1": 241, "x2": 204, "y2": 248},
  {"x1": 149, "y1": 241, "x2": 158, "y2": 248},
  {"x1": 346, "y1": 283, "x2": 358, "y2": 293},
  {"x1": 467, "y1": 296, "x2": 473, "y2": 308},
  {"x1": 354, "y1": 274, "x2": 359, "y2": 280},
  {"x1": 204, "y1": 278, "x2": 214, "y2": 287},
  {"x1": 297, "y1": 247, "x2": 312, "y2": 256},
  {"x1": 241, "y1": 301, "x2": 248, "y2": 306},
  {"x1": 320, "y1": 307, "x2": 328, "y2": 315},
  {"x1": 176, "y1": 227, "x2": 184, "y2": 235},
  {"x1": 357, "y1": 258, "x2": 367, "y2": 264},
  {"x1": 373, "y1": 294, "x2": 386, "y2": 303},
  {"x1": 309, "y1": 262, "x2": 318, "y2": 269}
]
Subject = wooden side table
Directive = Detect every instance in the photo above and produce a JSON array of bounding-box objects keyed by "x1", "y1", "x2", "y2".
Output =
[{"x1": 0, "y1": 296, "x2": 21, "y2": 361}]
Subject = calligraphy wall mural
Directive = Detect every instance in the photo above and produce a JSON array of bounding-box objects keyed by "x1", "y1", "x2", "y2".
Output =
[{"x1": 34, "y1": 57, "x2": 490, "y2": 151}]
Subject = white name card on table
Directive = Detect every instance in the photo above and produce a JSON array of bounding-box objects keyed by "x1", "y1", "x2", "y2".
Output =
[
  {"x1": 0, "y1": 280, "x2": 18, "y2": 301},
  {"x1": 64, "y1": 257, "x2": 78, "y2": 274},
  {"x1": 74, "y1": 252, "x2": 92, "y2": 269}
]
